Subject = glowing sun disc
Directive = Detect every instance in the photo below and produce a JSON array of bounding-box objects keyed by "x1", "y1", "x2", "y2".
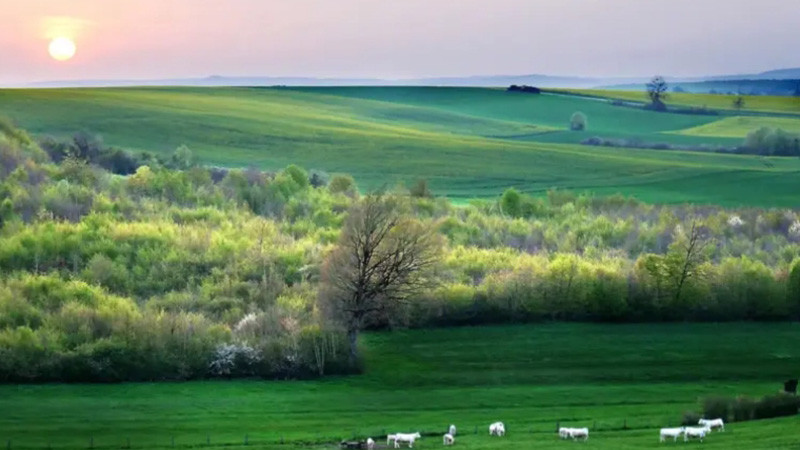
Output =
[{"x1": 49, "y1": 37, "x2": 76, "y2": 61}]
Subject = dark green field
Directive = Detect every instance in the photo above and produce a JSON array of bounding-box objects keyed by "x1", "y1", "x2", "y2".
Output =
[
  {"x1": 2, "y1": 87, "x2": 800, "y2": 206},
  {"x1": 1, "y1": 323, "x2": 798, "y2": 449}
]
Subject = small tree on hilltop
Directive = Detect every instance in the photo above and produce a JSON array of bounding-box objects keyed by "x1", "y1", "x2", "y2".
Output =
[
  {"x1": 733, "y1": 95, "x2": 745, "y2": 113},
  {"x1": 646, "y1": 76, "x2": 669, "y2": 111},
  {"x1": 570, "y1": 112, "x2": 587, "y2": 131},
  {"x1": 318, "y1": 193, "x2": 441, "y2": 366}
]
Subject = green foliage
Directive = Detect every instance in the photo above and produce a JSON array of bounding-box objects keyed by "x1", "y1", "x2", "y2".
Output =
[
  {"x1": 744, "y1": 127, "x2": 800, "y2": 156},
  {"x1": 700, "y1": 393, "x2": 800, "y2": 423},
  {"x1": 4, "y1": 119, "x2": 800, "y2": 382},
  {"x1": 570, "y1": 111, "x2": 587, "y2": 131}
]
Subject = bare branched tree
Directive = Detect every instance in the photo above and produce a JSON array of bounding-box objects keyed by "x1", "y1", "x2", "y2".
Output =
[
  {"x1": 646, "y1": 76, "x2": 669, "y2": 111},
  {"x1": 318, "y1": 193, "x2": 441, "y2": 366},
  {"x1": 667, "y1": 221, "x2": 711, "y2": 303}
]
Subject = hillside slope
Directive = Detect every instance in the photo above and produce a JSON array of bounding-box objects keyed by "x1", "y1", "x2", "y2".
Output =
[{"x1": 2, "y1": 87, "x2": 800, "y2": 206}]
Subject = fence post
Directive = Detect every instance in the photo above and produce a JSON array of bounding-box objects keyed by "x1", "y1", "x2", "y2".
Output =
[
  {"x1": 171, "y1": 436, "x2": 175, "y2": 448},
  {"x1": 556, "y1": 421, "x2": 560, "y2": 433}
]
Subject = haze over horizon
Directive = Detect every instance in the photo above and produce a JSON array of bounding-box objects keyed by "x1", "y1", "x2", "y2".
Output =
[{"x1": 2, "y1": 0, "x2": 799, "y2": 86}]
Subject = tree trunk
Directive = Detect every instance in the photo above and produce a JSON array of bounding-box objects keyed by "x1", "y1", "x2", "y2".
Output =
[{"x1": 347, "y1": 327, "x2": 359, "y2": 368}]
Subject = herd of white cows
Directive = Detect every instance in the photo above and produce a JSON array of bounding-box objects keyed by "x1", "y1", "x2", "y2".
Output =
[
  {"x1": 660, "y1": 418, "x2": 725, "y2": 443},
  {"x1": 363, "y1": 417, "x2": 724, "y2": 447}
]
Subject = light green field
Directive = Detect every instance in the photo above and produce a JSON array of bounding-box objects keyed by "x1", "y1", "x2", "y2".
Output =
[
  {"x1": 0, "y1": 323, "x2": 798, "y2": 449},
  {"x1": 673, "y1": 116, "x2": 800, "y2": 138},
  {"x1": 552, "y1": 88, "x2": 800, "y2": 115},
  {"x1": 2, "y1": 87, "x2": 800, "y2": 206}
]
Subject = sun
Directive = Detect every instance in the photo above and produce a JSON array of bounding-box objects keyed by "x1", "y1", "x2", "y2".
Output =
[{"x1": 48, "y1": 37, "x2": 76, "y2": 61}]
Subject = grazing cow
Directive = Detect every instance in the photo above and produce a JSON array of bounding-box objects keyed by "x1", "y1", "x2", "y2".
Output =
[
  {"x1": 448, "y1": 424, "x2": 457, "y2": 436},
  {"x1": 567, "y1": 428, "x2": 589, "y2": 441},
  {"x1": 558, "y1": 427, "x2": 570, "y2": 439},
  {"x1": 785, "y1": 379, "x2": 798, "y2": 395},
  {"x1": 659, "y1": 427, "x2": 684, "y2": 442},
  {"x1": 366, "y1": 437, "x2": 375, "y2": 449},
  {"x1": 698, "y1": 418, "x2": 725, "y2": 432},
  {"x1": 684, "y1": 426, "x2": 708, "y2": 442},
  {"x1": 386, "y1": 434, "x2": 397, "y2": 446},
  {"x1": 393, "y1": 432, "x2": 421, "y2": 448},
  {"x1": 489, "y1": 422, "x2": 505, "y2": 436},
  {"x1": 443, "y1": 433, "x2": 455, "y2": 446}
]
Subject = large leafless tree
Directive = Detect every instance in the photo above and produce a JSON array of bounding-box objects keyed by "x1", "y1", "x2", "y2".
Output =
[{"x1": 319, "y1": 193, "x2": 441, "y2": 365}]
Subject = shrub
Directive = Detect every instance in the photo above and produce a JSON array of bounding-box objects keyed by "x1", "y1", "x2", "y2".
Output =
[
  {"x1": 681, "y1": 410, "x2": 701, "y2": 426},
  {"x1": 570, "y1": 112, "x2": 587, "y2": 131}
]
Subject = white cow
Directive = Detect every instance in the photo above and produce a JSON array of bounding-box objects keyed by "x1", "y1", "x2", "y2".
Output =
[
  {"x1": 393, "y1": 432, "x2": 421, "y2": 448},
  {"x1": 387, "y1": 434, "x2": 397, "y2": 446},
  {"x1": 366, "y1": 437, "x2": 375, "y2": 449},
  {"x1": 489, "y1": 422, "x2": 505, "y2": 436},
  {"x1": 698, "y1": 418, "x2": 724, "y2": 432},
  {"x1": 659, "y1": 427, "x2": 684, "y2": 443},
  {"x1": 448, "y1": 424, "x2": 457, "y2": 436},
  {"x1": 567, "y1": 427, "x2": 589, "y2": 441},
  {"x1": 684, "y1": 426, "x2": 709, "y2": 442},
  {"x1": 443, "y1": 433, "x2": 455, "y2": 446},
  {"x1": 558, "y1": 427, "x2": 570, "y2": 439}
]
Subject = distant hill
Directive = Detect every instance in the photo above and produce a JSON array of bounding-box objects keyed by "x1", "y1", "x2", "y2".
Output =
[{"x1": 15, "y1": 67, "x2": 800, "y2": 89}]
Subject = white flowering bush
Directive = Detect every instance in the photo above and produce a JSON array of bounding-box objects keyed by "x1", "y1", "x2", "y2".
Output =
[
  {"x1": 789, "y1": 221, "x2": 800, "y2": 237},
  {"x1": 208, "y1": 343, "x2": 262, "y2": 377},
  {"x1": 727, "y1": 215, "x2": 744, "y2": 228}
]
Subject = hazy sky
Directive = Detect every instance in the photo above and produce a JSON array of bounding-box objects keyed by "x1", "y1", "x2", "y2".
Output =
[{"x1": 2, "y1": 0, "x2": 799, "y2": 84}]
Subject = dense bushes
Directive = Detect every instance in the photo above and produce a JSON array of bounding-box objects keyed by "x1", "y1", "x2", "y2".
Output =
[
  {"x1": 744, "y1": 127, "x2": 800, "y2": 156},
  {"x1": 699, "y1": 394, "x2": 800, "y2": 423},
  {"x1": 4, "y1": 121, "x2": 800, "y2": 382}
]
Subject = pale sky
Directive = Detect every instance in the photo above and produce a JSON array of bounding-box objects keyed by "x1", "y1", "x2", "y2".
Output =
[{"x1": 1, "y1": 0, "x2": 799, "y2": 85}]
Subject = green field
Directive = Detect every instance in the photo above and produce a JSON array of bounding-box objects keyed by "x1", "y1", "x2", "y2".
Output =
[
  {"x1": 0, "y1": 323, "x2": 798, "y2": 449},
  {"x1": 552, "y1": 88, "x2": 800, "y2": 115},
  {"x1": 2, "y1": 86, "x2": 800, "y2": 206},
  {"x1": 673, "y1": 116, "x2": 800, "y2": 138}
]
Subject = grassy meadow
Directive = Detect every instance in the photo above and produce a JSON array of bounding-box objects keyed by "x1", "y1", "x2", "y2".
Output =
[
  {"x1": 0, "y1": 323, "x2": 798, "y2": 449},
  {"x1": 551, "y1": 88, "x2": 800, "y2": 115},
  {"x1": 2, "y1": 87, "x2": 800, "y2": 206}
]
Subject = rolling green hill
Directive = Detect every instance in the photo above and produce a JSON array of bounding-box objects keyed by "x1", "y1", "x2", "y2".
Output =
[
  {"x1": 2, "y1": 87, "x2": 800, "y2": 206},
  {"x1": 0, "y1": 323, "x2": 797, "y2": 449}
]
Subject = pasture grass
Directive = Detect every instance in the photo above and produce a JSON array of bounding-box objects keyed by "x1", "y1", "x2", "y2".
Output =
[
  {"x1": 2, "y1": 87, "x2": 800, "y2": 206},
  {"x1": 0, "y1": 323, "x2": 798, "y2": 449},
  {"x1": 551, "y1": 89, "x2": 800, "y2": 115},
  {"x1": 673, "y1": 115, "x2": 800, "y2": 138}
]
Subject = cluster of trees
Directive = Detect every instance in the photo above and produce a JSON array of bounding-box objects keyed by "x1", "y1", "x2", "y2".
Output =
[
  {"x1": 743, "y1": 127, "x2": 800, "y2": 156},
  {"x1": 3, "y1": 119, "x2": 800, "y2": 381}
]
